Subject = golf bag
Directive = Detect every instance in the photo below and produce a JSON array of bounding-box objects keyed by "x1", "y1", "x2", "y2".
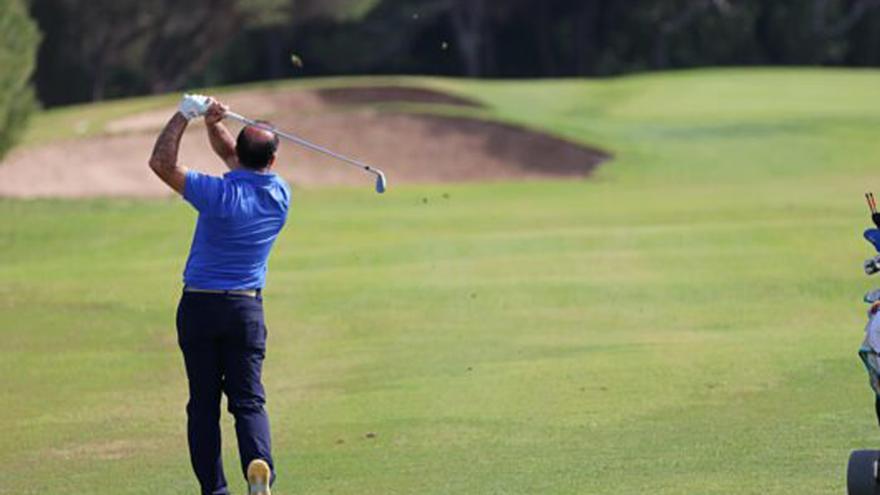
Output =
[
  {"x1": 859, "y1": 228, "x2": 880, "y2": 429},
  {"x1": 846, "y1": 194, "x2": 880, "y2": 495},
  {"x1": 859, "y1": 305, "x2": 880, "y2": 428}
]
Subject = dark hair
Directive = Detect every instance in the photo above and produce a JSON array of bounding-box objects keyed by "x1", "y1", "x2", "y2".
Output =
[{"x1": 236, "y1": 121, "x2": 280, "y2": 170}]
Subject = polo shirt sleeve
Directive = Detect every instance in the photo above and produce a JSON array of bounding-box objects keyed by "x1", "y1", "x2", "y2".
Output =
[
  {"x1": 276, "y1": 177, "x2": 292, "y2": 212},
  {"x1": 281, "y1": 182, "x2": 292, "y2": 210},
  {"x1": 184, "y1": 170, "x2": 225, "y2": 215}
]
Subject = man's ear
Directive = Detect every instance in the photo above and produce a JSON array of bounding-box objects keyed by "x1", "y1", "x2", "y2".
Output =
[{"x1": 268, "y1": 154, "x2": 276, "y2": 169}]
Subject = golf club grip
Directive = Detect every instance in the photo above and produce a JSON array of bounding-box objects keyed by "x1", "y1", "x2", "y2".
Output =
[{"x1": 225, "y1": 112, "x2": 380, "y2": 175}]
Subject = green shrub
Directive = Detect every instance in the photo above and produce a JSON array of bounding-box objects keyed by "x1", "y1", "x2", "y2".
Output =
[{"x1": 0, "y1": 0, "x2": 40, "y2": 159}]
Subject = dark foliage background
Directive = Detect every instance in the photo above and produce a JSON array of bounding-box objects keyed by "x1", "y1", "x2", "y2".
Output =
[{"x1": 24, "y1": 0, "x2": 880, "y2": 107}]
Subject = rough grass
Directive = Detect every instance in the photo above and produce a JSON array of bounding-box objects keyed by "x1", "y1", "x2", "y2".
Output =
[{"x1": 2, "y1": 68, "x2": 879, "y2": 494}]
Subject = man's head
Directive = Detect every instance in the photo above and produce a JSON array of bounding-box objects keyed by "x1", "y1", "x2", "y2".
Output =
[{"x1": 236, "y1": 122, "x2": 280, "y2": 170}]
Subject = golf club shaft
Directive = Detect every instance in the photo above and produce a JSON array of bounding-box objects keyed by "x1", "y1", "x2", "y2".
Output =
[{"x1": 225, "y1": 111, "x2": 382, "y2": 177}]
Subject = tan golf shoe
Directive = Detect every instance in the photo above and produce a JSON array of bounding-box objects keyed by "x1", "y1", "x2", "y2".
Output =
[{"x1": 246, "y1": 459, "x2": 271, "y2": 495}]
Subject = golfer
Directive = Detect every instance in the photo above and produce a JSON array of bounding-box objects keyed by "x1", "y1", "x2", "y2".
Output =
[{"x1": 149, "y1": 94, "x2": 290, "y2": 495}]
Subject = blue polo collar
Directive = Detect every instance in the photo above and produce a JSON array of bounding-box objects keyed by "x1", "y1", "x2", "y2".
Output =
[{"x1": 224, "y1": 169, "x2": 277, "y2": 181}]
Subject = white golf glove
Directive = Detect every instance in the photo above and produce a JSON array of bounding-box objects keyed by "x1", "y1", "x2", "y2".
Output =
[{"x1": 178, "y1": 93, "x2": 211, "y2": 121}]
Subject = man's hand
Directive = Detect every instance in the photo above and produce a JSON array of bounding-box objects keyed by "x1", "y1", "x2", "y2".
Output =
[
  {"x1": 178, "y1": 93, "x2": 211, "y2": 121},
  {"x1": 205, "y1": 99, "x2": 229, "y2": 125}
]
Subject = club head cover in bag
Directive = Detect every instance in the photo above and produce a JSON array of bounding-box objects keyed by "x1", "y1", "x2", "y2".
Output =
[
  {"x1": 866, "y1": 229, "x2": 880, "y2": 253},
  {"x1": 865, "y1": 289, "x2": 880, "y2": 304}
]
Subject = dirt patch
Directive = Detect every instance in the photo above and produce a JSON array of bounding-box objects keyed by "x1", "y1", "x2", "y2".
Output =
[
  {"x1": 0, "y1": 88, "x2": 609, "y2": 198},
  {"x1": 105, "y1": 86, "x2": 476, "y2": 136},
  {"x1": 315, "y1": 86, "x2": 483, "y2": 108},
  {"x1": 106, "y1": 89, "x2": 327, "y2": 135},
  {"x1": 411, "y1": 115, "x2": 610, "y2": 178}
]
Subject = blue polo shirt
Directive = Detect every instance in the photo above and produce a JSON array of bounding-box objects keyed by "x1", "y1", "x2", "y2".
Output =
[{"x1": 182, "y1": 169, "x2": 291, "y2": 290}]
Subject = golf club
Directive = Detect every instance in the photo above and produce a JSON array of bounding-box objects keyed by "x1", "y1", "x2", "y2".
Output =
[{"x1": 225, "y1": 111, "x2": 387, "y2": 194}]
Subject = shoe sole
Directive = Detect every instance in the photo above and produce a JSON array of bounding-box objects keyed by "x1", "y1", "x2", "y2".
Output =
[{"x1": 247, "y1": 459, "x2": 271, "y2": 495}]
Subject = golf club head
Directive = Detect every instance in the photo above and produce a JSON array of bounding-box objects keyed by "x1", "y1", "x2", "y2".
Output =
[{"x1": 375, "y1": 171, "x2": 387, "y2": 194}]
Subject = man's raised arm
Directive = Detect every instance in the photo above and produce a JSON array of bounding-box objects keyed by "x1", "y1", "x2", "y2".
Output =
[
  {"x1": 148, "y1": 94, "x2": 209, "y2": 195},
  {"x1": 205, "y1": 99, "x2": 239, "y2": 170},
  {"x1": 149, "y1": 113, "x2": 189, "y2": 194}
]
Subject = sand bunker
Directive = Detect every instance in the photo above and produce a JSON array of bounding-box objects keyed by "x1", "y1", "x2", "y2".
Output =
[{"x1": 0, "y1": 87, "x2": 609, "y2": 198}]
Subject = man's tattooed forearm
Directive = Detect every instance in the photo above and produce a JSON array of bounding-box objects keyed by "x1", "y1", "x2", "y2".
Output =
[{"x1": 150, "y1": 113, "x2": 188, "y2": 171}]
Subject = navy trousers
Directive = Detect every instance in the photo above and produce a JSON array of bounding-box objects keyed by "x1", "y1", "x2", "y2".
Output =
[{"x1": 176, "y1": 291, "x2": 275, "y2": 495}]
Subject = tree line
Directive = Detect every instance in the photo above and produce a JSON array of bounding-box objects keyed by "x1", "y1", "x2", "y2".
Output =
[{"x1": 21, "y1": 0, "x2": 880, "y2": 108}]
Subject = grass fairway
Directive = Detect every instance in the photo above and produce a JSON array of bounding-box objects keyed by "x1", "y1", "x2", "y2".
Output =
[{"x1": 2, "y1": 68, "x2": 880, "y2": 494}]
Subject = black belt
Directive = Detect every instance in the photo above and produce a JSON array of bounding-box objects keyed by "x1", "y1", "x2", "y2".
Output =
[{"x1": 184, "y1": 286, "x2": 260, "y2": 298}]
